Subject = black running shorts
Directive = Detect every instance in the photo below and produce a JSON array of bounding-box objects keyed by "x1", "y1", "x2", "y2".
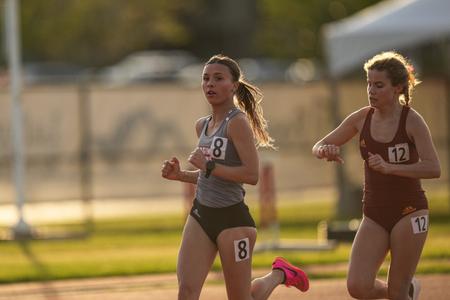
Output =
[{"x1": 189, "y1": 198, "x2": 256, "y2": 244}]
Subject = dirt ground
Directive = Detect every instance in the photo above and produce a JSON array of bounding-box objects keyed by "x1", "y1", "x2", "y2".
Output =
[{"x1": 0, "y1": 272, "x2": 448, "y2": 300}]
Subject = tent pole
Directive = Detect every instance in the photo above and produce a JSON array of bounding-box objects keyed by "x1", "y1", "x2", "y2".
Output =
[
  {"x1": 443, "y1": 39, "x2": 450, "y2": 210},
  {"x1": 327, "y1": 76, "x2": 349, "y2": 219}
]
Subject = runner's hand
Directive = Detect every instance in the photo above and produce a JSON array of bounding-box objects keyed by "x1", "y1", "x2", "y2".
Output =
[
  {"x1": 317, "y1": 144, "x2": 344, "y2": 164},
  {"x1": 367, "y1": 152, "x2": 390, "y2": 174},
  {"x1": 161, "y1": 157, "x2": 181, "y2": 180},
  {"x1": 188, "y1": 148, "x2": 207, "y2": 171}
]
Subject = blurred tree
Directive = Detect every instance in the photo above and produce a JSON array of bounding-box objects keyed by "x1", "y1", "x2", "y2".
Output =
[
  {"x1": 182, "y1": 0, "x2": 259, "y2": 59},
  {"x1": 0, "y1": 0, "x2": 383, "y2": 67},
  {"x1": 255, "y1": 0, "x2": 381, "y2": 59},
  {"x1": 19, "y1": 0, "x2": 200, "y2": 66}
]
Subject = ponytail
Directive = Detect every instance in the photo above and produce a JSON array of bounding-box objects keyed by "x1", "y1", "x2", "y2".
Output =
[
  {"x1": 235, "y1": 79, "x2": 275, "y2": 149},
  {"x1": 206, "y1": 54, "x2": 275, "y2": 149}
]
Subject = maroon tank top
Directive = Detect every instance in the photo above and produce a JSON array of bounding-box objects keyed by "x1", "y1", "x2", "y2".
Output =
[{"x1": 359, "y1": 106, "x2": 426, "y2": 206}]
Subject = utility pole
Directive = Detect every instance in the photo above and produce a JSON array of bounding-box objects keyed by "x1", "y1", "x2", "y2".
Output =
[{"x1": 5, "y1": 0, "x2": 32, "y2": 239}]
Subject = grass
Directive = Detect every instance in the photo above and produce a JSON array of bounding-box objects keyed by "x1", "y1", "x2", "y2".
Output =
[{"x1": 0, "y1": 193, "x2": 449, "y2": 284}]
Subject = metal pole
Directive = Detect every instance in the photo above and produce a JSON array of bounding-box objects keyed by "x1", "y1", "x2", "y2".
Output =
[
  {"x1": 327, "y1": 76, "x2": 349, "y2": 219},
  {"x1": 5, "y1": 0, "x2": 32, "y2": 238},
  {"x1": 443, "y1": 39, "x2": 450, "y2": 211},
  {"x1": 78, "y1": 75, "x2": 94, "y2": 233}
]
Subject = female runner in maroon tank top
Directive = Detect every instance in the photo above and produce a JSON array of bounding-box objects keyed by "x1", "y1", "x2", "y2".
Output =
[{"x1": 312, "y1": 51, "x2": 440, "y2": 300}]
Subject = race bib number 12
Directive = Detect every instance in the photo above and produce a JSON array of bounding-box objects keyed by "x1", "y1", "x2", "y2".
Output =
[
  {"x1": 388, "y1": 143, "x2": 410, "y2": 163},
  {"x1": 410, "y1": 215, "x2": 428, "y2": 234}
]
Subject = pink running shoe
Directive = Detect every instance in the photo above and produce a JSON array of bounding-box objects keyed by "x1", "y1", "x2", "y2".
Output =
[{"x1": 272, "y1": 257, "x2": 309, "y2": 292}]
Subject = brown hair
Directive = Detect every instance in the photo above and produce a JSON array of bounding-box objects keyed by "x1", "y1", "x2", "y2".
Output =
[
  {"x1": 205, "y1": 54, "x2": 275, "y2": 149},
  {"x1": 364, "y1": 51, "x2": 420, "y2": 106}
]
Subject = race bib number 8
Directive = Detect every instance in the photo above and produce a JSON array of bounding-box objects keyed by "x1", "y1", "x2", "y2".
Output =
[
  {"x1": 388, "y1": 143, "x2": 410, "y2": 163},
  {"x1": 234, "y1": 238, "x2": 250, "y2": 262},
  {"x1": 210, "y1": 137, "x2": 227, "y2": 160},
  {"x1": 410, "y1": 215, "x2": 428, "y2": 234}
]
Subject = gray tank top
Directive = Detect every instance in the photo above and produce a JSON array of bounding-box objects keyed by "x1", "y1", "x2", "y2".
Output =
[{"x1": 195, "y1": 108, "x2": 245, "y2": 207}]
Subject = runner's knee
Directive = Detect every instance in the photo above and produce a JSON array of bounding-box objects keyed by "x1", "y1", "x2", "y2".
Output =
[
  {"x1": 347, "y1": 277, "x2": 373, "y2": 299},
  {"x1": 178, "y1": 282, "x2": 201, "y2": 300},
  {"x1": 387, "y1": 281, "x2": 410, "y2": 300}
]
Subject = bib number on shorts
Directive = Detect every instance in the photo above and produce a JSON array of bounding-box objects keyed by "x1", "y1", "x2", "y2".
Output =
[
  {"x1": 410, "y1": 215, "x2": 428, "y2": 234},
  {"x1": 234, "y1": 238, "x2": 250, "y2": 262},
  {"x1": 388, "y1": 143, "x2": 410, "y2": 163}
]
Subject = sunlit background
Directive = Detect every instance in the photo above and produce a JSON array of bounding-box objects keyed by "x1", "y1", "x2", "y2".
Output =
[{"x1": 0, "y1": 1, "x2": 448, "y2": 296}]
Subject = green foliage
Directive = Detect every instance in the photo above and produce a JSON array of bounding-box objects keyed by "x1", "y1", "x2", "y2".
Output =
[
  {"x1": 19, "y1": 0, "x2": 200, "y2": 66},
  {"x1": 255, "y1": 0, "x2": 382, "y2": 59},
  {"x1": 1, "y1": 0, "x2": 384, "y2": 66},
  {"x1": 0, "y1": 193, "x2": 448, "y2": 283}
]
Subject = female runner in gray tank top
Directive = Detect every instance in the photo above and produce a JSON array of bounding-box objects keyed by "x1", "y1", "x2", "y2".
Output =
[
  {"x1": 312, "y1": 51, "x2": 440, "y2": 300},
  {"x1": 161, "y1": 54, "x2": 309, "y2": 300}
]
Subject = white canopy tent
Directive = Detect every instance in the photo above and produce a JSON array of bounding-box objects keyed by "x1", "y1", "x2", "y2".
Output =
[{"x1": 322, "y1": 0, "x2": 450, "y2": 77}]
